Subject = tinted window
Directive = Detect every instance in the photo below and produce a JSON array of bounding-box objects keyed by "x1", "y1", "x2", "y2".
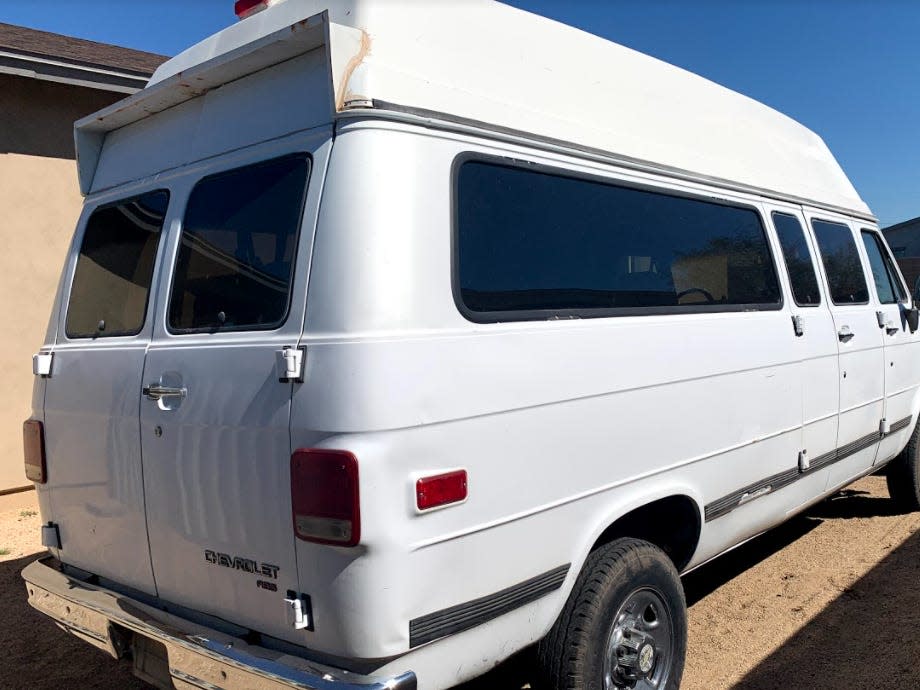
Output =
[
  {"x1": 861, "y1": 230, "x2": 904, "y2": 304},
  {"x1": 66, "y1": 191, "x2": 168, "y2": 338},
  {"x1": 456, "y1": 160, "x2": 781, "y2": 318},
  {"x1": 168, "y1": 155, "x2": 310, "y2": 332},
  {"x1": 772, "y1": 212, "x2": 820, "y2": 306},
  {"x1": 812, "y1": 220, "x2": 869, "y2": 305}
]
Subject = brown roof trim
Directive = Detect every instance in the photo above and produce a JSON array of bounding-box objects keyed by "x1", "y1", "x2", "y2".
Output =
[{"x1": 0, "y1": 22, "x2": 168, "y2": 76}]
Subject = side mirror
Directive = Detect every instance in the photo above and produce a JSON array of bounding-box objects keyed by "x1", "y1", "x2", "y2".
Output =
[{"x1": 907, "y1": 304, "x2": 920, "y2": 333}]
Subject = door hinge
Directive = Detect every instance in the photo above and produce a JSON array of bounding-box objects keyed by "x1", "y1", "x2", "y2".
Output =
[
  {"x1": 284, "y1": 591, "x2": 313, "y2": 631},
  {"x1": 876, "y1": 311, "x2": 886, "y2": 329},
  {"x1": 41, "y1": 522, "x2": 61, "y2": 549},
  {"x1": 791, "y1": 315, "x2": 804, "y2": 337},
  {"x1": 277, "y1": 346, "x2": 305, "y2": 383},
  {"x1": 880, "y1": 418, "x2": 891, "y2": 435},
  {"x1": 32, "y1": 351, "x2": 53, "y2": 377}
]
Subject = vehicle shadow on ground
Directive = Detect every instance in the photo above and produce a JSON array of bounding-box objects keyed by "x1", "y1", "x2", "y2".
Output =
[
  {"x1": 805, "y1": 488, "x2": 904, "y2": 520},
  {"x1": 682, "y1": 515, "x2": 822, "y2": 607},
  {"x1": 0, "y1": 552, "x2": 147, "y2": 690},
  {"x1": 734, "y1": 527, "x2": 920, "y2": 689}
]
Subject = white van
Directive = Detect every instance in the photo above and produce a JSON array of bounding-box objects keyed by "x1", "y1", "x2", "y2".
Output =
[{"x1": 21, "y1": 1, "x2": 920, "y2": 689}]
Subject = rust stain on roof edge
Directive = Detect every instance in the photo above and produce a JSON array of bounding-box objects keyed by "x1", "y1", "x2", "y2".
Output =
[{"x1": 335, "y1": 29, "x2": 371, "y2": 112}]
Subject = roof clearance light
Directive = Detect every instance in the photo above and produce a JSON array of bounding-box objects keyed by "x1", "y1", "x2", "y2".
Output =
[{"x1": 234, "y1": 0, "x2": 278, "y2": 20}]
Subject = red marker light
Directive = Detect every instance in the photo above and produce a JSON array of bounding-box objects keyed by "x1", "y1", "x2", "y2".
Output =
[{"x1": 416, "y1": 470, "x2": 468, "y2": 511}]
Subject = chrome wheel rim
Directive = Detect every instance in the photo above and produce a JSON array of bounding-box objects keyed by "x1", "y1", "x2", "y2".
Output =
[{"x1": 603, "y1": 587, "x2": 674, "y2": 689}]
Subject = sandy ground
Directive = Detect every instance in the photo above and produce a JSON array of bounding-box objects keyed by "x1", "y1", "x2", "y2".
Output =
[{"x1": 2, "y1": 474, "x2": 919, "y2": 689}]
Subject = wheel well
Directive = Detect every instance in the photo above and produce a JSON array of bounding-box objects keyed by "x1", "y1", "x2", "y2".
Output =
[{"x1": 591, "y1": 495, "x2": 701, "y2": 572}]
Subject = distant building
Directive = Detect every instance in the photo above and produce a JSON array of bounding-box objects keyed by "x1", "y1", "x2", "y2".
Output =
[
  {"x1": 883, "y1": 216, "x2": 920, "y2": 298},
  {"x1": 0, "y1": 23, "x2": 167, "y2": 493}
]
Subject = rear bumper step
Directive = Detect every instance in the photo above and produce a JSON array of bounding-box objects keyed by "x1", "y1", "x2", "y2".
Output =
[{"x1": 22, "y1": 556, "x2": 416, "y2": 690}]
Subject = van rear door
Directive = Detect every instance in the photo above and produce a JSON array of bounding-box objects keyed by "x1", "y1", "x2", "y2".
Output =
[
  {"x1": 42, "y1": 189, "x2": 170, "y2": 594},
  {"x1": 139, "y1": 131, "x2": 329, "y2": 642}
]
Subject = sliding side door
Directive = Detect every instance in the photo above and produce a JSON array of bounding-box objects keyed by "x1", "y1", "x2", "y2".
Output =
[{"x1": 806, "y1": 211, "x2": 886, "y2": 490}]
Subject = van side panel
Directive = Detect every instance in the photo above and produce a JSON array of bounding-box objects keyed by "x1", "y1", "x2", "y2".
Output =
[{"x1": 292, "y1": 124, "x2": 808, "y2": 682}]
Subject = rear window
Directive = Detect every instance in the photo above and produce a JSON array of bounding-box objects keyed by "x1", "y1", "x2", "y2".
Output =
[
  {"x1": 65, "y1": 190, "x2": 168, "y2": 338},
  {"x1": 168, "y1": 155, "x2": 310, "y2": 333},
  {"x1": 455, "y1": 159, "x2": 782, "y2": 320},
  {"x1": 812, "y1": 219, "x2": 869, "y2": 305}
]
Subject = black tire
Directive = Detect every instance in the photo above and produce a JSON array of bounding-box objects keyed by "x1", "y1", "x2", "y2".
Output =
[
  {"x1": 887, "y1": 420, "x2": 920, "y2": 512},
  {"x1": 537, "y1": 538, "x2": 687, "y2": 690}
]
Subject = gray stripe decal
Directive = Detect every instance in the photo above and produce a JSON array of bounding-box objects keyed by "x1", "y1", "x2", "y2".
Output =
[
  {"x1": 890, "y1": 416, "x2": 912, "y2": 434},
  {"x1": 705, "y1": 416, "x2": 911, "y2": 522},
  {"x1": 409, "y1": 564, "x2": 569, "y2": 648},
  {"x1": 704, "y1": 467, "x2": 800, "y2": 522}
]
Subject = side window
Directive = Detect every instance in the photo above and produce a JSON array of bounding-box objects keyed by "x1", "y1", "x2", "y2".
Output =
[
  {"x1": 812, "y1": 219, "x2": 869, "y2": 305},
  {"x1": 65, "y1": 190, "x2": 169, "y2": 338},
  {"x1": 455, "y1": 160, "x2": 782, "y2": 320},
  {"x1": 861, "y1": 230, "x2": 906, "y2": 304},
  {"x1": 772, "y1": 212, "x2": 820, "y2": 306},
  {"x1": 168, "y1": 155, "x2": 311, "y2": 333}
]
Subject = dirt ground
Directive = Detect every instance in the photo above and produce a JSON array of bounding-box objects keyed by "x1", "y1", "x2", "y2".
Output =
[{"x1": 2, "y1": 474, "x2": 919, "y2": 689}]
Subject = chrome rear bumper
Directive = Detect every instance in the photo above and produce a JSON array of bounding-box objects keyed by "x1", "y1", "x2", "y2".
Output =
[{"x1": 22, "y1": 557, "x2": 416, "y2": 690}]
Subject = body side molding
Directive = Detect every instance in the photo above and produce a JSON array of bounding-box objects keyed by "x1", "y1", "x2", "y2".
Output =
[
  {"x1": 409, "y1": 564, "x2": 570, "y2": 648},
  {"x1": 704, "y1": 416, "x2": 912, "y2": 522}
]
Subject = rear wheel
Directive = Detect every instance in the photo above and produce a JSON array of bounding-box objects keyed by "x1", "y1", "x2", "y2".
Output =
[
  {"x1": 887, "y1": 420, "x2": 920, "y2": 512},
  {"x1": 537, "y1": 538, "x2": 687, "y2": 690}
]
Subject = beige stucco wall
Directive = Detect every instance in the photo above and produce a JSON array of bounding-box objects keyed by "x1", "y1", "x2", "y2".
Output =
[
  {"x1": 0, "y1": 74, "x2": 127, "y2": 492},
  {"x1": 0, "y1": 153, "x2": 80, "y2": 491}
]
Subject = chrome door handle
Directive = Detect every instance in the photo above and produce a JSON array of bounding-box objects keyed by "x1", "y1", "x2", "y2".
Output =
[
  {"x1": 837, "y1": 326, "x2": 854, "y2": 342},
  {"x1": 143, "y1": 384, "x2": 187, "y2": 401}
]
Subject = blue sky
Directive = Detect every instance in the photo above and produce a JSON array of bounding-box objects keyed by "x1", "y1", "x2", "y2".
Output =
[{"x1": 3, "y1": 0, "x2": 919, "y2": 227}]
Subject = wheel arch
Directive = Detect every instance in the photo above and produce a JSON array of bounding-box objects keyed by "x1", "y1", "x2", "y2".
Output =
[{"x1": 581, "y1": 486, "x2": 705, "y2": 575}]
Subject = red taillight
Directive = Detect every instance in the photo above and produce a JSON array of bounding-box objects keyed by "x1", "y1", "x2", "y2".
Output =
[
  {"x1": 291, "y1": 449, "x2": 360, "y2": 546},
  {"x1": 23, "y1": 420, "x2": 46, "y2": 484},
  {"x1": 235, "y1": 0, "x2": 272, "y2": 19},
  {"x1": 416, "y1": 470, "x2": 468, "y2": 511}
]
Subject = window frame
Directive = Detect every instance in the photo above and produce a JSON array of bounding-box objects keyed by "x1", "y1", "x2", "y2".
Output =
[
  {"x1": 810, "y1": 217, "x2": 871, "y2": 307},
  {"x1": 770, "y1": 211, "x2": 822, "y2": 308},
  {"x1": 860, "y1": 228, "x2": 908, "y2": 305},
  {"x1": 450, "y1": 152, "x2": 785, "y2": 324},
  {"x1": 63, "y1": 189, "x2": 170, "y2": 340},
  {"x1": 164, "y1": 153, "x2": 312, "y2": 336}
]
